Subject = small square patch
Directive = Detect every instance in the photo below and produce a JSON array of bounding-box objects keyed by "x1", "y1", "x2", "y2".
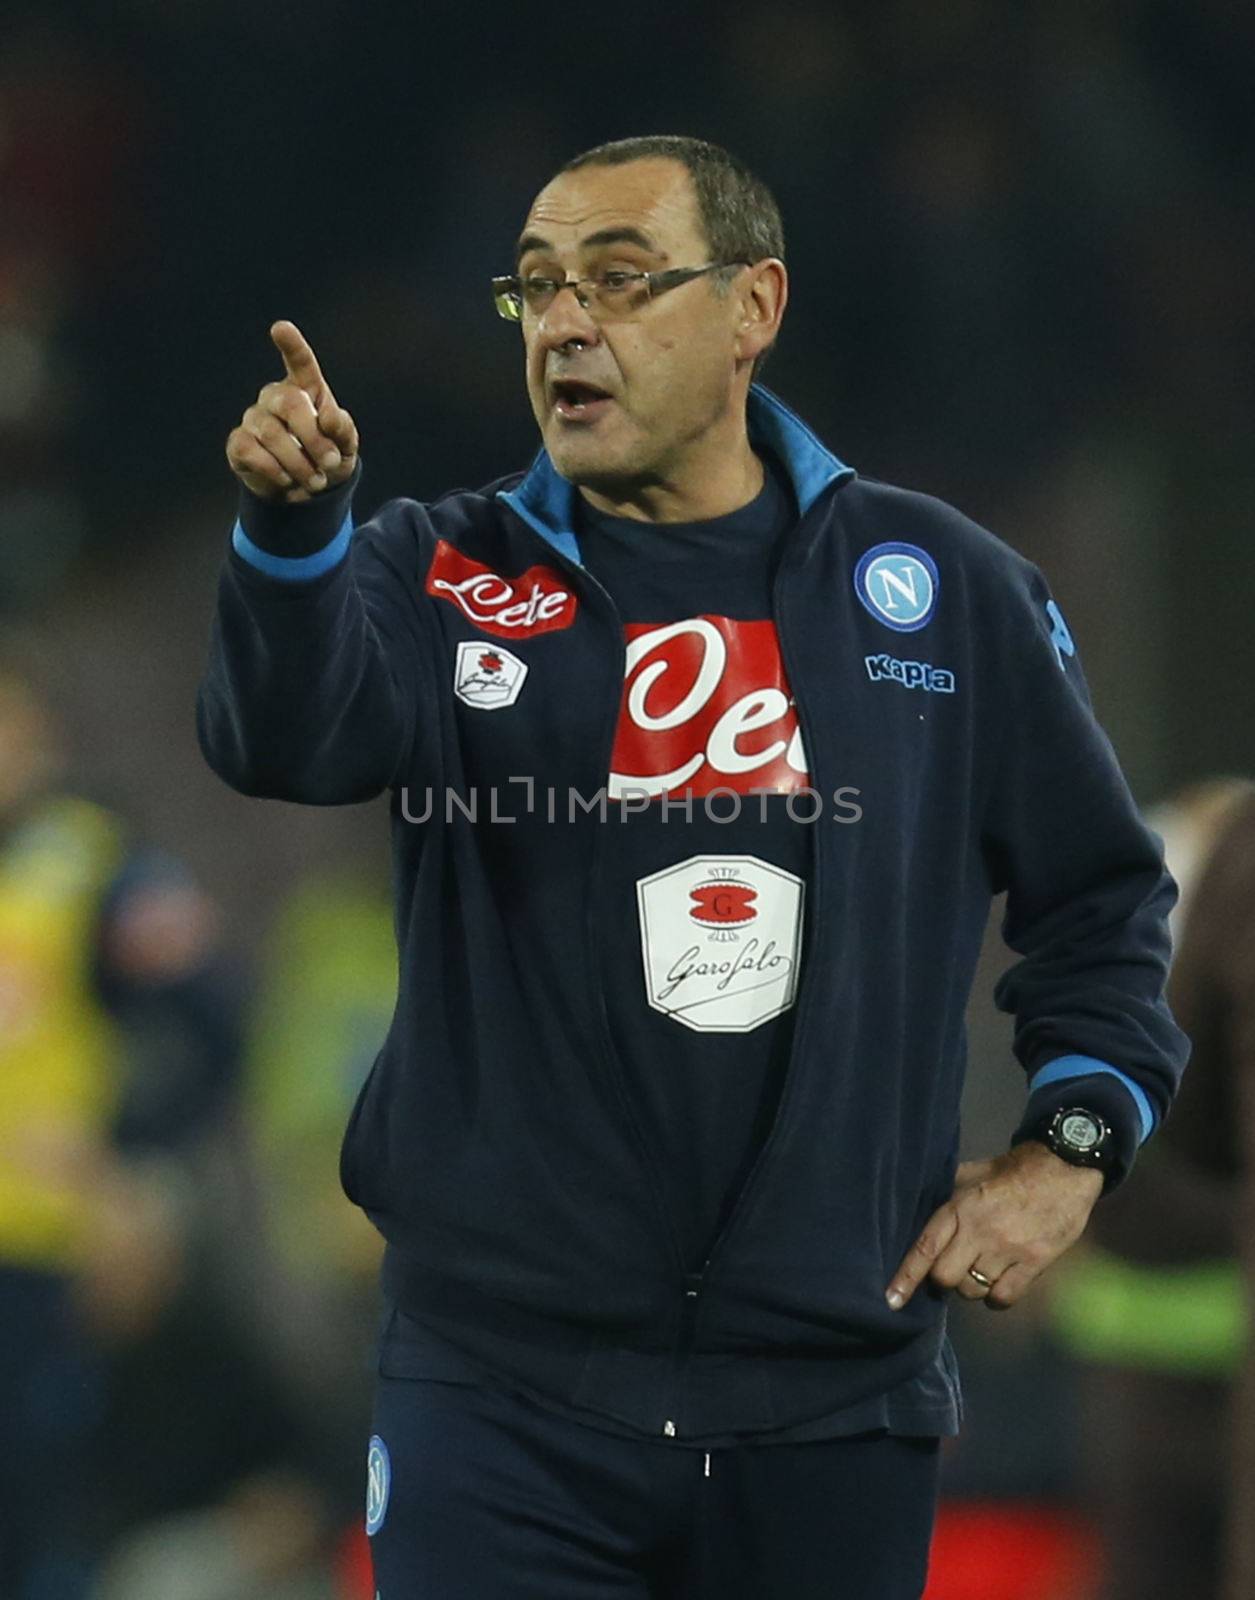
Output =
[{"x1": 453, "y1": 640, "x2": 528, "y2": 710}]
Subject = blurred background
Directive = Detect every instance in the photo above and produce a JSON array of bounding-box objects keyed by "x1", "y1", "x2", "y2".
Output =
[{"x1": 1, "y1": 1, "x2": 1253, "y2": 1596}]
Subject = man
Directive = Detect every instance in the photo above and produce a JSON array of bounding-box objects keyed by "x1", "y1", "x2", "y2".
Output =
[{"x1": 197, "y1": 136, "x2": 1188, "y2": 1599}]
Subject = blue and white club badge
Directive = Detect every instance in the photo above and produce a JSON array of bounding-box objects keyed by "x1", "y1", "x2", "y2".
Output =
[
  {"x1": 366, "y1": 1435, "x2": 391, "y2": 1537},
  {"x1": 853, "y1": 543, "x2": 939, "y2": 633}
]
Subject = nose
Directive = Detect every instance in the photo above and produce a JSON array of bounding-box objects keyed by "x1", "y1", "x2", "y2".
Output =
[{"x1": 534, "y1": 282, "x2": 601, "y2": 354}]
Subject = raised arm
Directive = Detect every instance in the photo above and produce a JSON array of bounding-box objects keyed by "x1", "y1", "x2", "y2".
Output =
[{"x1": 197, "y1": 323, "x2": 424, "y2": 805}]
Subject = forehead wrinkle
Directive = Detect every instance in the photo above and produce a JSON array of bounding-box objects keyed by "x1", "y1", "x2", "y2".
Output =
[
  {"x1": 516, "y1": 225, "x2": 671, "y2": 268},
  {"x1": 521, "y1": 174, "x2": 700, "y2": 263}
]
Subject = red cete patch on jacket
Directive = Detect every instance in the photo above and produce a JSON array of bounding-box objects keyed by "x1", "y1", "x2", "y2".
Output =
[{"x1": 425, "y1": 540, "x2": 578, "y2": 638}]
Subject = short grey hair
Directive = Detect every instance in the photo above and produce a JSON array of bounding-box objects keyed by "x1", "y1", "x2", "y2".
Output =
[{"x1": 558, "y1": 135, "x2": 785, "y2": 378}]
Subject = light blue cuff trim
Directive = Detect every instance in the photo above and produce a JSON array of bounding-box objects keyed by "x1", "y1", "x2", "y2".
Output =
[
  {"x1": 231, "y1": 513, "x2": 353, "y2": 580},
  {"x1": 1028, "y1": 1054, "x2": 1156, "y2": 1143}
]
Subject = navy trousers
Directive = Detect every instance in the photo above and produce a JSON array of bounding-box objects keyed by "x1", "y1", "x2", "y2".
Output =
[{"x1": 368, "y1": 1372, "x2": 939, "y2": 1598}]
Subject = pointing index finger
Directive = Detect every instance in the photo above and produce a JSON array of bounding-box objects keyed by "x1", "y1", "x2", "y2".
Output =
[
  {"x1": 270, "y1": 319, "x2": 326, "y2": 398},
  {"x1": 886, "y1": 1206, "x2": 960, "y2": 1310}
]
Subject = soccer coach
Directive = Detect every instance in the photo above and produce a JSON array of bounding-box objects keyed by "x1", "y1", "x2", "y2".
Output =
[{"x1": 198, "y1": 135, "x2": 1188, "y2": 1598}]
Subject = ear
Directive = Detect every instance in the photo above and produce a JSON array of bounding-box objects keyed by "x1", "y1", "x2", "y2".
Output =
[{"x1": 734, "y1": 260, "x2": 788, "y2": 366}]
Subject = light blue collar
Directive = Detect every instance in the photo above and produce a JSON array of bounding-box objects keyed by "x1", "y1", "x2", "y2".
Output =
[{"x1": 497, "y1": 384, "x2": 854, "y2": 566}]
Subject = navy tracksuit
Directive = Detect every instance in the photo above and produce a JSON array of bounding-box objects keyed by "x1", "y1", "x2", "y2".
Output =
[
  {"x1": 369, "y1": 1351, "x2": 940, "y2": 1598},
  {"x1": 197, "y1": 385, "x2": 1187, "y2": 1594}
]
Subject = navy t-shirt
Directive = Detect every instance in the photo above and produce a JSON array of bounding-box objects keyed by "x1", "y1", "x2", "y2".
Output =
[
  {"x1": 378, "y1": 452, "x2": 960, "y2": 1442},
  {"x1": 576, "y1": 454, "x2": 810, "y2": 1275}
]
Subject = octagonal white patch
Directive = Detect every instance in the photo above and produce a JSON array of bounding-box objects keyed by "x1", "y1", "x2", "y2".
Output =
[
  {"x1": 453, "y1": 639, "x2": 528, "y2": 710},
  {"x1": 636, "y1": 855, "x2": 804, "y2": 1032}
]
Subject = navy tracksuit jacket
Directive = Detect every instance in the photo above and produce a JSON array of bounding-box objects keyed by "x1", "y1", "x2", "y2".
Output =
[{"x1": 197, "y1": 385, "x2": 1188, "y2": 1446}]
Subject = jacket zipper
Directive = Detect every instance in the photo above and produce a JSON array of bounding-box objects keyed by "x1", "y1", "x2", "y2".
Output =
[
  {"x1": 661, "y1": 1268, "x2": 704, "y2": 1438},
  {"x1": 653, "y1": 499, "x2": 838, "y2": 1440},
  {"x1": 504, "y1": 493, "x2": 836, "y2": 1440}
]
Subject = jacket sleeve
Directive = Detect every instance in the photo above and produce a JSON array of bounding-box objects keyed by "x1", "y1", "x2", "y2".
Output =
[
  {"x1": 979, "y1": 557, "x2": 1190, "y2": 1190},
  {"x1": 196, "y1": 465, "x2": 429, "y2": 804}
]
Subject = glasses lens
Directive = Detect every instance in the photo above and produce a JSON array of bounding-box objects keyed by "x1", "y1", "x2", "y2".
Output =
[
  {"x1": 519, "y1": 278, "x2": 560, "y2": 315},
  {"x1": 491, "y1": 278, "x2": 523, "y2": 322},
  {"x1": 589, "y1": 271, "x2": 644, "y2": 316},
  {"x1": 493, "y1": 272, "x2": 652, "y2": 322}
]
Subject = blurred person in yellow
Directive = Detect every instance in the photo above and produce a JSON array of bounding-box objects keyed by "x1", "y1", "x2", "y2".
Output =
[
  {"x1": 241, "y1": 870, "x2": 396, "y2": 1480},
  {"x1": 1049, "y1": 779, "x2": 1253, "y2": 1600},
  {"x1": 0, "y1": 645, "x2": 246, "y2": 1600},
  {"x1": 81, "y1": 872, "x2": 398, "y2": 1600}
]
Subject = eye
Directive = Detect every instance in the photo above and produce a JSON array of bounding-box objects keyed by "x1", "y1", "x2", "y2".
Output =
[
  {"x1": 599, "y1": 270, "x2": 639, "y2": 291},
  {"x1": 520, "y1": 276, "x2": 559, "y2": 306}
]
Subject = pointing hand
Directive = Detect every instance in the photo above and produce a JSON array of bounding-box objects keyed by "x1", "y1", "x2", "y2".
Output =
[{"x1": 226, "y1": 321, "x2": 359, "y2": 503}]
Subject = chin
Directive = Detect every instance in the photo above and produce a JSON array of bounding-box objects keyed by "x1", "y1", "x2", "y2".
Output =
[
  {"x1": 548, "y1": 422, "x2": 656, "y2": 487},
  {"x1": 545, "y1": 435, "x2": 625, "y2": 488}
]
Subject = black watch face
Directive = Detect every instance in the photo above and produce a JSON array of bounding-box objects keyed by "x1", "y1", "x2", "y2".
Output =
[{"x1": 1059, "y1": 1111, "x2": 1103, "y2": 1152}]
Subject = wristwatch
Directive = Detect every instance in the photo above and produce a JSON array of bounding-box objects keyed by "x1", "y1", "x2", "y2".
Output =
[{"x1": 1039, "y1": 1106, "x2": 1113, "y2": 1173}]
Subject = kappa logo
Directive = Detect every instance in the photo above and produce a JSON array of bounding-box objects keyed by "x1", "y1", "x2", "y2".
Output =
[
  {"x1": 453, "y1": 640, "x2": 528, "y2": 710},
  {"x1": 365, "y1": 1435, "x2": 391, "y2": 1537},
  {"x1": 637, "y1": 856, "x2": 804, "y2": 1033},
  {"x1": 426, "y1": 540, "x2": 577, "y2": 639},
  {"x1": 854, "y1": 543, "x2": 939, "y2": 633},
  {"x1": 864, "y1": 653, "x2": 955, "y2": 693}
]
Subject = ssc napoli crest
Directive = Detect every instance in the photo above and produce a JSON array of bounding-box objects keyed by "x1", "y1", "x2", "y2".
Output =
[
  {"x1": 853, "y1": 543, "x2": 939, "y2": 633},
  {"x1": 366, "y1": 1435, "x2": 391, "y2": 1537}
]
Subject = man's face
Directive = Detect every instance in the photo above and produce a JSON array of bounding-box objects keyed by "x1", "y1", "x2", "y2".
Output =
[{"x1": 516, "y1": 159, "x2": 747, "y2": 494}]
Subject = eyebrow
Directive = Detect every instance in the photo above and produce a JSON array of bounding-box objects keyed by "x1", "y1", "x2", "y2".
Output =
[{"x1": 515, "y1": 227, "x2": 665, "y2": 266}]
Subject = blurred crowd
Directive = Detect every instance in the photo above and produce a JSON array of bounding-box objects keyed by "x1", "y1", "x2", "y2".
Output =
[{"x1": 1, "y1": 0, "x2": 1253, "y2": 1596}]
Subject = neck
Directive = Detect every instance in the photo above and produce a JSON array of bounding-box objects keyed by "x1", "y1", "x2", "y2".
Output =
[{"x1": 576, "y1": 412, "x2": 765, "y2": 525}]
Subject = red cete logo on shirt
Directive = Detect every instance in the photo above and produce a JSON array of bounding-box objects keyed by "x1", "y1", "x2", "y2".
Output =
[
  {"x1": 609, "y1": 616, "x2": 810, "y2": 799},
  {"x1": 425, "y1": 540, "x2": 578, "y2": 638}
]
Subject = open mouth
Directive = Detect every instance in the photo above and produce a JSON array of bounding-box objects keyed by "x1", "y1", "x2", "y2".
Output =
[{"x1": 550, "y1": 379, "x2": 614, "y2": 422}]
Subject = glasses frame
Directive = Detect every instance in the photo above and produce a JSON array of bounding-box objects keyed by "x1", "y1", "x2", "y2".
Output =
[{"x1": 491, "y1": 261, "x2": 751, "y2": 323}]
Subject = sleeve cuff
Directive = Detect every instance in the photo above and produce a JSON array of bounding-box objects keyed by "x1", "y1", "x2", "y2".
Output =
[
  {"x1": 231, "y1": 460, "x2": 362, "y2": 577},
  {"x1": 1011, "y1": 1059, "x2": 1157, "y2": 1195},
  {"x1": 1024, "y1": 1053, "x2": 1156, "y2": 1140}
]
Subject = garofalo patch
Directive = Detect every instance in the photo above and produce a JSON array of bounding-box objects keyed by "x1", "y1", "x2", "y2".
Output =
[
  {"x1": 453, "y1": 640, "x2": 528, "y2": 709},
  {"x1": 636, "y1": 855, "x2": 804, "y2": 1033}
]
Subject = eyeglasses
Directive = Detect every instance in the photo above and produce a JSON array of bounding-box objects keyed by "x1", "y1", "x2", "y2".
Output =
[{"x1": 491, "y1": 262, "x2": 749, "y2": 323}]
